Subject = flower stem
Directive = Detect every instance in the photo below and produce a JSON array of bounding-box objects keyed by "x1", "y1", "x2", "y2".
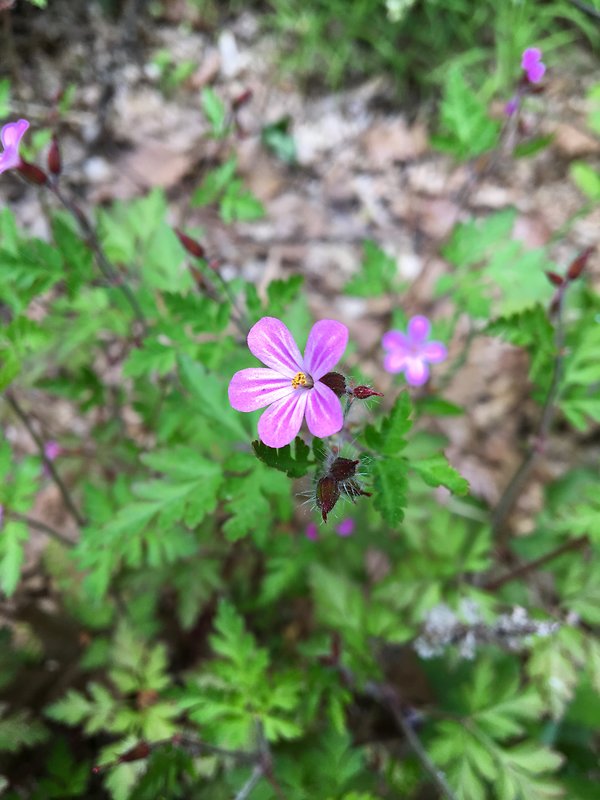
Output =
[
  {"x1": 484, "y1": 535, "x2": 587, "y2": 591},
  {"x1": 6, "y1": 510, "x2": 74, "y2": 548},
  {"x1": 4, "y1": 390, "x2": 85, "y2": 528}
]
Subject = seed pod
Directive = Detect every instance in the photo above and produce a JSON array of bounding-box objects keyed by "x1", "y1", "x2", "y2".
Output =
[
  {"x1": 567, "y1": 247, "x2": 594, "y2": 281},
  {"x1": 328, "y1": 457, "x2": 359, "y2": 483},
  {"x1": 47, "y1": 135, "x2": 61, "y2": 176},
  {"x1": 17, "y1": 161, "x2": 48, "y2": 186},
  {"x1": 315, "y1": 475, "x2": 340, "y2": 523},
  {"x1": 545, "y1": 271, "x2": 564, "y2": 287},
  {"x1": 118, "y1": 742, "x2": 151, "y2": 763},
  {"x1": 175, "y1": 228, "x2": 205, "y2": 259}
]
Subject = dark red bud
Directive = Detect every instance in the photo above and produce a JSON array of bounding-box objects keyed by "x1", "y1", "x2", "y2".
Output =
[
  {"x1": 328, "y1": 457, "x2": 359, "y2": 483},
  {"x1": 91, "y1": 766, "x2": 101, "y2": 774},
  {"x1": 47, "y1": 136, "x2": 61, "y2": 176},
  {"x1": 118, "y1": 742, "x2": 151, "y2": 763},
  {"x1": 316, "y1": 475, "x2": 340, "y2": 523},
  {"x1": 320, "y1": 371, "x2": 347, "y2": 397},
  {"x1": 545, "y1": 271, "x2": 564, "y2": 287},
  {"x1": 232, "y1": 88, "x2": 253, "y2": 111},
  {"x1": 175, "y1": 228, "x2": 206, "y2": 259},
  {"x1": 567, "y1": 247, "x2": 594, "y2": 281},
  {"x1": 17, "y1": 161, "x2": 48, "y2": 186},
  {"x1": 352, "y1": 385, "x2": 383, "y2": 399}
]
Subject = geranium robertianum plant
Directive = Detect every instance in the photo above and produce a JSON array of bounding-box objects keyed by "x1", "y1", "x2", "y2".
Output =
[{"x1": 0, "y1": 37, "x2": 599, "y2": 800}]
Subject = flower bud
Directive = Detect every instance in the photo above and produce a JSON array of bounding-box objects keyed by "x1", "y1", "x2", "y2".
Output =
[
  {"x1": 320, "y1": 371, "x2": 347, "y2": 397},
  {"x1": 17, "y1": 161, "x2": 48, "y2": 186},
  {"x1": 47, "y1": 136, "x2": 61, "y2": 176},
  {"x1": 545, "y1": 271, "x2": 564, "y2": 287},
  {"x1": 567, "y1": 247, "x2": 593, "y2": 281},
  {"x1": 118, "y1": 742, "x2": 150, "y2": 763},
  {"x1": 328, "y1": 457, "x2": 359, "y2": 483},
  {"x1": 175, "y1": 228, "x2": 205, "y2": 259},
  {"x1": 316, "y1": 475, "x2": 340, "y2": 523},
  {"x1": 352, "y1": 385, "x2": 383, "y2": 399}
]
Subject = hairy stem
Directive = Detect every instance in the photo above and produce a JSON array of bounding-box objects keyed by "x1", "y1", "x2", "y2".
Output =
[
  {"x1": 484, "y1": 535, "x2": 587, "y2": 591},
  {"x1": 7, "y1": 510, "x2": 75, "y2": 548},
  {"x1": 4, "y1": 390, "x2": 85, "y2": 528}
]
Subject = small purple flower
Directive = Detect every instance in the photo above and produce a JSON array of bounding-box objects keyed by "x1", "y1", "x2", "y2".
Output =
[
  {"x1": 0, "y1": 119, "x2": 29, "y2": 175},
  {"x1": 0, "y1": 504, "x2": 3, "y2": 527},
  {"x1": 504, "y1": 96, "x2": 520, "y2": 117},
  {"x1": 229, "y1": 316, "x2": 348, "y2": 448},
  {"x1": 521, "y1": 47, "x2": 545, "y2": 84},
  {"x1": 336, "y1": 518, "x2": 355, "y2": 537},
  {"x1": 382, "y1": 315, "x2": 447, "y2": 386},
  {"x1": 44, "y1": 441, "x2": 61, "y2": 462},
  {"x1": 305, "y1": 522, "x2": 319, "y2": 541}
]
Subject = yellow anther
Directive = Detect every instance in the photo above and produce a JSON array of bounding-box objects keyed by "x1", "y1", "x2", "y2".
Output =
[{"x1": 291, "y1": 371, "x2": 313, "y2": 390}]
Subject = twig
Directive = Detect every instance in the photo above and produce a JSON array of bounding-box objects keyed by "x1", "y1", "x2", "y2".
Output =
[
  {"x1": 367, "y1": 684, "x2": 458, "y2": 800},
  {"x1": 484, "y1": 535, "x2": 587, "y2": 591},
  {"x1": 48, "y1": 183, "x2": 147, "y2": 335},
  {"x1": 4, "y1": 390, "x2": 85, "y2": 528},
  {"x1": 233, "y1": 766, "x2": 263, "y2": 800},
  {"x1": 491, "y1": 287, "x2": 568, "y2": 542},
  {"x1": 7, "y1": 510, "x2": 75, "y2": 548}
]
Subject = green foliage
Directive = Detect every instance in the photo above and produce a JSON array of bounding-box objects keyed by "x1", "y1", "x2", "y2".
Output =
[
  {"x1": 432, "y1": 67, "x2": 500, "y2": 159},
  {"x1": 570, "y1": 161, "x2": 600, "y2": 201},
  {"x1": 192, "y1": 157, "x2": 265, "y2": 222},
  {"x1": 345, "y1": 241, "x2": 398, "y2": 297},
  {"x1": 201, "y1": 87, "x2": 229, "y2": 138},
  {"x1": 252, "y1": 436, "x2": 314, "y2": 477}
]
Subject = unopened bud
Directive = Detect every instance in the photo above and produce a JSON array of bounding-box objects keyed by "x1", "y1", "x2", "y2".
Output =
[
  {"x1": 545, "y1": 271, "x2": 564, "y2": 287},
  {"x1": 320, "y1": 371, "x2": 346, "y2": 397},
  {"x1": 352, "y1": 385, "x2": 383, "y2": 400},
  {"x1": 118, "y1": 742, "x2": 150, "y2": 763},
  {"x1": 47, "y1": 136, "x2": 61, "y2": 176},
  {"x1": 567, "y1": 247, "x2": 594, "y2": 281},
  {"x1": 316, "y1": 475, "x2": 340, "y2": 523},
  {"x1": 232, "y1": 88, "x2": 253, "y2": 111},
  {"x1": 328, "y1": 457, "x2": 359, "y2": 483},
  {"x1": 175, "y1": 228, "x2": 205, "y2": 259},
  {"x1": 17, "y1": 161, "x2": 48, "y2": 186}
]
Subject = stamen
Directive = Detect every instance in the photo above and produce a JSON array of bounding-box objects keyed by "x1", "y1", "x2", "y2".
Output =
[{"x1": 291, "y1": 371, "x2": 313, "y2": 390}]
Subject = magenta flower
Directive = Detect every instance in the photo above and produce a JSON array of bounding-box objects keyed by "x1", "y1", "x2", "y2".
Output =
[
  {"x1": 521, "y1": 48, "x2": 545, "y2": 84},
  {"x1": 382, "y1": 316, "x2": 447, "y2": 386},
  {"x1": 0, "y1": 119, "x2": 29, "y2": 175},
  {"x1": 305, "y1": 522, "x2": 319, "y2": 541},
  {"x1": 336, "y1": 518, "x2": 355, "y2": 537},
  {"x1": 228, "y1": 316, "x2": 348, "y2": 448},
  {"x1": 44, "y1": 441, "x2": 61, "y2": 462}
]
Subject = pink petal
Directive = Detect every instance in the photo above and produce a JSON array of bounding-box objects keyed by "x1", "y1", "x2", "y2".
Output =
[
  {"x1": 521, "y1": 47, "x2": 542, "y2": 70},
  {"x1": 303, "y1": 319, "x2": 348, "y2": 381},
  {"x1": 305, "y1": 522, "x2": 319, "y2": 541},
  {"x1": 336, "y1": 519, "x2": 355, "y2": 537},
  {"x1": 228, "y1": 368, "x2": 294, "y2": 412},
  {"x1": 1, "y1": 119, "x2": 29, "y2": 150},
  {"x1": 404, "y1": 358, "x2": 429, "y2": 386},
  {"x1": 305, "y1": 381, "x2": 343, "y2": 439},
  {"x1": 257, "y1": 390, "x2": 308, "y2": 448},
  {"x1": 384, "y1": 352, "x2": 408, "y2": 374},
  {"x1": 407, "y1": 316, "x2": 431, "y2": 343},
  {"x1": 382, "y1": 330, "x2": 409, "y2": 353},
  {"x1": 527, "y1": 62, "x2": 545, "y2": 83},
  {"x1": 247, "y1": 317, "x2": 304, "y2": 378},
  {"x1": 422, "y1": 341, "x2": 447, "y2": 364}
]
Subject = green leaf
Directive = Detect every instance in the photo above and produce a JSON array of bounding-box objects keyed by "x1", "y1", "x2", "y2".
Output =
[
  {"x1": 192, "y1": 158, "x2": 238, "y2": 207},
  {"x1": 201, "y1": 87, "x2": 228, "y2": 137},
  {"x1": 363, "y1": 392, "x2": 412, "y2": 455},
  {"x1": 411, "y1": 454, "x2": 469, "y2": 495},
  {"x1": 0, "y1": 707, "x2": 48, "y2": 753},
  {"x1": 252, "y1": 437, "x2": 314, "y2": 478},
  {"x1": 0, "y1": 520, "x2": 28, "y2": 596},
  {"x1": 345, "y1": 240, "x2": 397, "y2": 296},
  {"x1": 570, "y1": 160, "x2": 600, "y2": 201},
  {"x1": 372, "y1": 457, "x2": 408, "y2": 526}
]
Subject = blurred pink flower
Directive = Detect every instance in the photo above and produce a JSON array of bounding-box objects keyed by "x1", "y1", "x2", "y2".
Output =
[
  {"x1": 382, "y1": 316, "x2": 447, "y2": 386},
  {"x1": 44, "y1": 441, "x2": 61, "y2": 462},
  {"x1": 504, "y1": 96, "x2": 520, "y2": 117},
  {"x1": 0, "y1": 119, "x2": 29, "y2": 174},
  {"x1": 305, "y1": 522, "x2": 319, "y2": 540},
  {"x1": 521, "y1": 47, "x2": 545, "y2": 83},
  {"x1": 335, "y1": 518, "x2": 355, "y2": 537},
  {"x1": 229, "y1": 316, "x2": 348, "y2": 448}
]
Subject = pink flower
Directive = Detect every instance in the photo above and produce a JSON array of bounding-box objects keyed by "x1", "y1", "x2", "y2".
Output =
[
  {"x1": 382, "y1": 316, "x2": 447, "y2": 386},
  {"x1": 228, "y1": 317, "x2": 348, "y2": 448},
  {"x1": 0, "y1": 119, "x2": 29, "y2": 175},
  {"x1": 521, "y1": 48, "x2": 545, "y2": 84},
  {"x1": 336, "y1": 518, "x2": 355, "y2": 537},
  {"x1": 504, "y1": 96, "x2": 520, "y2": 117},
  {"x1": 305, "y1": 522, "x2": 319, "y2": 540},
  {"x1": 44, "y1": 441, "x2": 61, "y2": 462}
]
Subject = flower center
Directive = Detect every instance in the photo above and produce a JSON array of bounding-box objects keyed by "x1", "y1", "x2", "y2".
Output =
[{"x1": 291, "y1": 371, "x2": 314, "y2": 390}]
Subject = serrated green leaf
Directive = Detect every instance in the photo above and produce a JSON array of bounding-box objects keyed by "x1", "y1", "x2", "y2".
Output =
[
  {"x1": 411, "y1": 454, "x2": 469, "y2": 495},
  {"x1": 251, "y1": 436, "x2": 314, "y2": 477},
  {"x1": 372, "y1": 457, "x2": 408, "y2": 526}
]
